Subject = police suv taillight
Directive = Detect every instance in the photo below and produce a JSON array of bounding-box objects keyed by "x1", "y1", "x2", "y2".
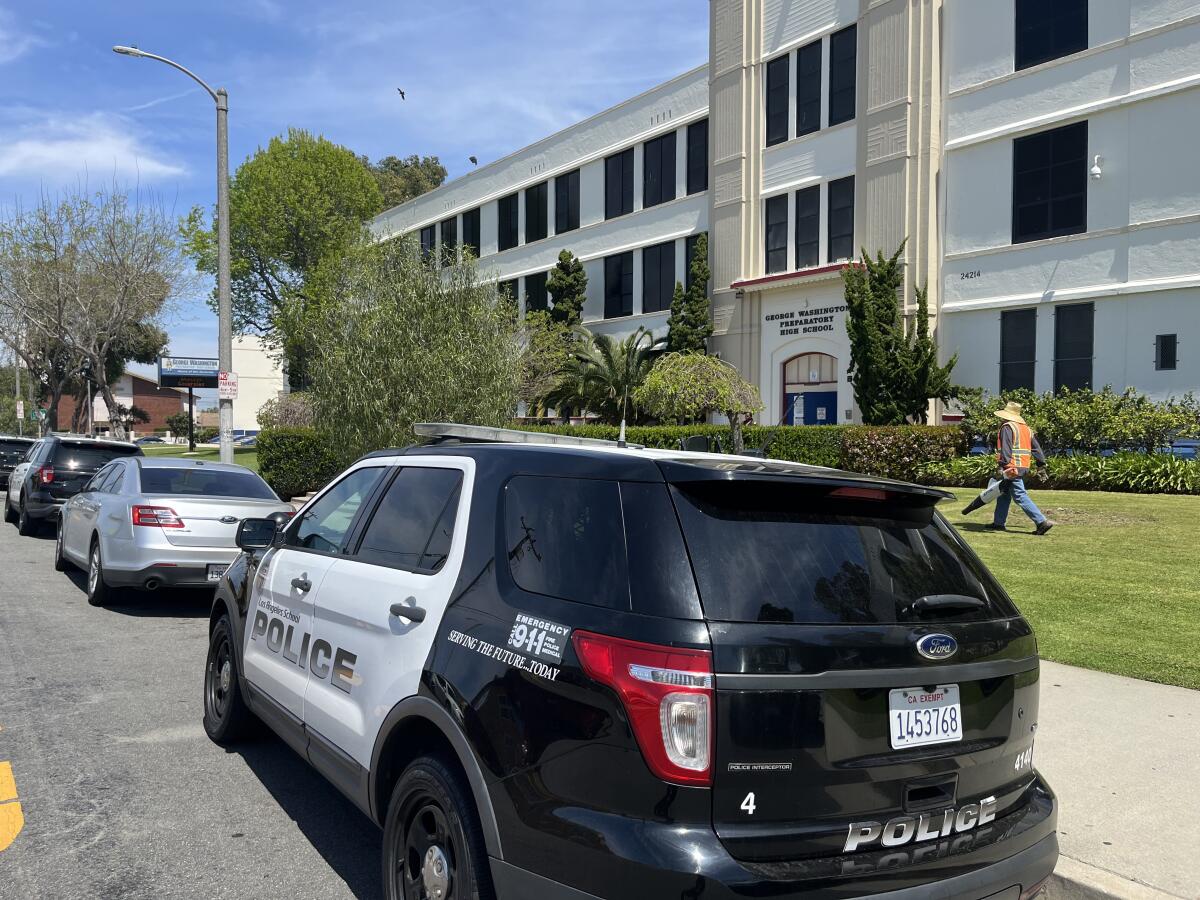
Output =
[
  {"x1": 36, "y1": 465, "x2": 54, "y2": 485},
  {"x1": 572, "y1": 631, "x2": 713, "y2": 787},
  {"x1": 131, "y1": 505, "x2": 184, "y2": 528}
]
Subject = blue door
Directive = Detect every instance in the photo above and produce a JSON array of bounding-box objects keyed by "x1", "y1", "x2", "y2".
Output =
[
  {"x1": 803, "y1": 391, "x2": 838, "y2": 425},
  {"x1": 784, "y1": 393, "x2": 802, "y2": 425}
]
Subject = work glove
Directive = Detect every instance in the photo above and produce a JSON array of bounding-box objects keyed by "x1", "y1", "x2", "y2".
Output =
[{"x1": 1035, "y1": 466, "x2": 1049, "y2": 483}]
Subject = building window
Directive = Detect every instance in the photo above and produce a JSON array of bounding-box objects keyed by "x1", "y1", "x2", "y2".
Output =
[
  {"x1": 419, "y1": 225, "x2": 436, "y2": 260},
  {"x1": 766, "y1": 54, "x2": 790, "y2": 147},
  {"x1": 642, "y1": 241, "x2": 676, "y2": 314},
  {"x1": 796, "y1": 40, "x2": 822, "y2": 137},
  {"x1": 604, "y1": 251, "x2": 634, "y2": 318},
  {"x1": 1054, "y1": 301, "x2": 1094, "y2": 391},
  {"x1": 643, "y1": 131, "x2": 677, "y2": 209},
  {"x1": 828, "y1": 25, "x2": 857, "y2": 127},
  {"x1": 498, "y1": 279, "x2": 519, "y2": 303},
  {"x1": 1155, "y1": 334, "x2": 1178, "y2": 371},
  {"x1": 605, "y1": 148, "x2": 634, "y2": 219},
  {"x1": 687, "y1": 119, "x2": 708, "y2": 195},
  {"x1": 827, "y1": 176, "x2": 855, "y2": 262},
  {"x1": 498, "y1": 193, "x2": 520, "y2": 251},
  {"x1": 524, "y1": 271, "x2": 548, "y2": 313},
  {"x1": 1012, "y1": 121, "x2": 1087, "y2": 244},
  {"x1": 555, "y1": 169, "x2": 580, "y2": 235},
  {"x1": 1016, "y1": 0, "x2": 1087, "y2": 71},
  {"x1": 1000, "y1": 308, "x2": 1037, "y2": 392},
  {"x1": 525, "y1": 181, "x2": 548, "y2": 243},
  {"x1": 685, "y1": 233, "x2": 706, "y2": 292},
  {"x1": 461, "y1": 207, "x2": 481, "y2": 257},
  {"x1": 765, "y1": 194, "x2": 788, "y2": 274},
  {"x1": 440, "y1": 216, "x2": 457, "y2": 265},
  {"x1": 795, "y1": 185, "x2": 820, "y2": 268}
]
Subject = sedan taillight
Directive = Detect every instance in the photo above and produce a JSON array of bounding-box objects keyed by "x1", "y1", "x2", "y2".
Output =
[
  {"x1": 572, "y1": 631, "x2": 714, "y2": 786},
  {"x1": 132, "y1": 505, "x2": 184, "y2": 528}
]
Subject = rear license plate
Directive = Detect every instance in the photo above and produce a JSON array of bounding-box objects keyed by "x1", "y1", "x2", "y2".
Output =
[
  {"x1": 206, "y1": 564, "x2": 228, "y2": 582},
  {"x1": 889, "y1": 684, "x2": 962, "y2": 749}
]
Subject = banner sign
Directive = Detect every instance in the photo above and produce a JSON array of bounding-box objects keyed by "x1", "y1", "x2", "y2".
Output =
[{"x1": 158, "y1": 356, "x2": 219, "y2": 389}]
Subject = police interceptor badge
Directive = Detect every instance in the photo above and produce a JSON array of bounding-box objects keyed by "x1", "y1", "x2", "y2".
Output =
[{"x1": 507, "y1": 613, "x2": 570, "y2": 664}]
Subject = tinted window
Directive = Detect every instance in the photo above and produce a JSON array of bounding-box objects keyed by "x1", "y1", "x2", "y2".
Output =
[
  {"x1": 766, "y1": 54, "x2": 789, "y2": 147},
  {"x1": 1012, "y1": 121, "x2": 1087, "y2": 244},
  {"x1": 1016, "y1": 0, "x2": 1087, "y2": 71},
  {"x1": 51, "y1": 442, "x2": 141, "y2": 471},
  {"x1": 357, "y1": 467, "x2": 463, "y2": 572},
  {"x1": 505, "y1": 475, "x2": 629, "y2": 610},
  {"x1": 555, "y1": 169, "x2": 580, "y2": 234},
  {"x1": 797, "y1": 40, "x2": 822, "y2": 137},
  {"x1": 828, "y1": 25, "x2": 857, "y2": 126},
  {"x1": 498, "y1": 193, "x2": 520, "y2": 251},
  {"x1": 140, "y1": 467, "x2": 277, "y2": 499},
  {"x1": 461, "y1": 208, "x2": 481, "y2": 257},
  {"x1": 524, "y1": 271, "x2": 549, "y2": 313},
  {"x1": 795, "y1": 185, "x2": 820, "y2": 268},
  {"x1": 604, "y1": 251, "x2": 634, "y2": 318},
  {"x1": 525, "y1": 181, "x2": 548, "y2": 243},
  {"x1": 605, "y1": 149, "x2": 634, "y2": 219},
  {"x1": 498, "y1": 279, "x2": 519, "y2": 303},
  {"x1": 642, "y1": 240, "x2": 676, "y2": 314},
  {"x1": 1054, "y1": 301, "x2": 1093, "y2": 391},
  {"x1": 1156, "y1": 334, "x2": 1178, "y2": 371},
  {"x1": 440, "y1": 216, "x2": 457, "y2": 263},
  {"x1": 1001, "y1": 308, "x2": 1037, "y2": 391},
  {"x1": 643, "y1": 131, "x2": 677, "y2": 209},
  {"x1": 0, "y1": 439, "x2": 34, "y2": 466},
  {"x1": 687, "y1": 119, "x2": 708, "y2": 195},
  {"x1": 290, "y1": 467, "x2": 383, "y2": 554},
  {"x1": 85, "y1": 465, "x2": 116, "y2": 493},
  {"x1": 419, "y1": 225, "x2": 436, "y2": 259},
  {"x1": 671, "y1": 481, "x2": 1017, "y2": 625},
  {"x1": 765, "y1": 194, "x2": 788, "y2": 273},
  {"x1": 828, "y1": 176, "x2": 855, "y2": 262},
  {"x1": 621, "y1": 481, "x2": 702, "y2": 619}
]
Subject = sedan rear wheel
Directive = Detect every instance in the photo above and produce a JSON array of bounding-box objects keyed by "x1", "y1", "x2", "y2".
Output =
[
  {"x1": 53, "y1": 518, "x2": 69, "y2": 572},
  {"x1": 86, "y1": 539, "x2": 111, "y2": 607}
]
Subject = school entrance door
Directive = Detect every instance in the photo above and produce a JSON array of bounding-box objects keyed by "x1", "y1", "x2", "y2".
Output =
[{"x1": 782, "y1": 352, "x2": 838, "y2": 425}]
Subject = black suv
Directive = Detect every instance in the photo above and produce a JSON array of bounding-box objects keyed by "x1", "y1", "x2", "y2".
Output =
[
  {"x1": 3, "y1": 434, "x2": 142, "y2": 535},
  {"x1": 0, "y1": 434, "x2": 35, "y2": 488},
  {"x1": 204, "y1": 426, "x2": 1057, "y2": 900}
]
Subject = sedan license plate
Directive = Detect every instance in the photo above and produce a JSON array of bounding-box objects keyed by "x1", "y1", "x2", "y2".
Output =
[
  {"x1": 206, "y1": 564, "x2": 229, "y2": 582},
  {"x1": 889, "y1": 685, "x2": 962, "y2": 750}
]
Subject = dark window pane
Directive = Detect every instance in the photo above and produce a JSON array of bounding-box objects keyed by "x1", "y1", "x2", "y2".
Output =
[
  {"x1": 671, "y1": 481, "x2": 1016, "y2": 625},
  {"x1": 461, "y1": 208, "x2": 481, "y2": 257},
  {"x1": 605, "y1": 149, "x2": 634, "y2": 219},
  {"x1": 140, "y1": 467, "x2": 277, "y2": 499},
  {"x1": 498, "y1": 279, "x2": 519, "y2": 303},
  {"x1": 642, "y1": 240, "x2": 676, "y2": 314},
  {"x1": 440, "y1": 217, "x2": 457, "y2": 265},
  {"x1": 765, "y1": 194, "x2": 789, "y2": 273},
  {"x1": 1054, "y1": 302, "x2": 1094, "y2": 391},
  {"x1": 795, "y1": 185, "x2": 820, "y2": 268},
  {"x1": 1000, "y1": 362, "x2": 1037, "y2": 393},
  {"x1": 622, "y1": 482, "x2": 702, "y2": 619},
  {"x1": 505, "y1": 475, "x2": 630, "y2": 611},
  {"x1": 605, "y1": 251, "x2": 634, "y2": 318},
  {"x1": 829, "y1": 25, "x2": 857, "y2": 126},
  {"x1": 766, "y1": 54, "x2": 790, "y2": 146},
  {"x1": 1156, "y1": 334, "x2": 1178, "y2": 371},
  {"x1": 525, "y1": 180, "x2": 548, "y2": 243},
  {"x1": 827, "y1": 176, "x2": 855, "y2": 262},
  {"x1": 357, "y1": 467, "x2": 463, "y2": 572},
  {"x1": 1000, "y1": 308, "x2": 1037, "y2": 391},
  {"x1": 498, "y1": 193, "x2": 520, "y2": 251},
  {"x1": 419, "y1": 225, "x2": 436, "y2": 260},
  {"x1": 796, "y1": 40, "x2": 822, "y2": 137},
  {"x1": 1013, "y1": 121, "x2": 1087, "y2": 243},
  {"x1": 1016, "y1": 0, "x2": 1087, "y2": 71},
  {"x1": 643, "y1": 131, "x2": 677, "y2": 209},
  {"x1": 524, "y1": 271, "x2": 549, "y2": 313},
  {"x1": 555, "y1": 169, "x2": 580, "y2": 234},
  {"x1": 290, "y1": 467, "x2": 383, "y2": 554},
  {"x1": 687, "y1": 119, "x2": 708, "y2": 195},
  {"x1": 49, "y1": 443, "x2": 140, "y2": 469}
]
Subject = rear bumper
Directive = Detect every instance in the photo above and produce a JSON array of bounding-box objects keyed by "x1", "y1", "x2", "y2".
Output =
[
  {"x1": 104, "y1": 548, "x2": 240, "y2": 589},
  {"x1": 23, "y1": 491, "x2": 64, "y2": 519}
]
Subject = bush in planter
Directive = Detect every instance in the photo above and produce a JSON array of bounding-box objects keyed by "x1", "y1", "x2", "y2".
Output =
[{"x1": 257, "y1": 427, "x2": 341, "y2": 500}]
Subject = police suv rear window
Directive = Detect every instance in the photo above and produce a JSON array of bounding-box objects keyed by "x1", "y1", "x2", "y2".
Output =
[
  {"x1": 52, "y1": 442, "x2": 140, "y2": 469},
  {"x1": 670, "y1": 481, "x2": 1017, "y2": 624},
  {"x1": 140, "y1": 467, "x2": 277, "y2": 500}
]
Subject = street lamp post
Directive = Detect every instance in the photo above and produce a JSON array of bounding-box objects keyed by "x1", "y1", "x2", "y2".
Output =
[{"x1": 113, "y1": 45, "x2": 234, "y2": 465}]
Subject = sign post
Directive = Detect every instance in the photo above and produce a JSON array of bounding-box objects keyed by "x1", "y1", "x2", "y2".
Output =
[
  {"x1": 187, "y1": 388, "x2": 195, "y2": 452},
  {"x1": 15, "y1": 400, "x2": 24, "y2": 433}
]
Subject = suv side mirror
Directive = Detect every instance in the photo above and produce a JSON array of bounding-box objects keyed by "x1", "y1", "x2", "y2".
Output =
[{"x1": 236, "y1": 518, "x2": 278, "y2": 551}]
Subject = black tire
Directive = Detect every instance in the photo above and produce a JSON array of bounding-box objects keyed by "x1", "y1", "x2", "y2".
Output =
[
  {"x1": 382, "y1": 755, "x2": 494, "y2": 900},
  {"x1": 202, "y1": 615, "x2": 255, "y2": 744},
  {"x1": 17, "y1": 496, "x2": 39, "y2": 537},
  {"x1": 2, "y1": 491, "x2": 15, "y2": 524},
  {"x1": 85, "y1": 538, "x2": 112, "y2": 607},
  {"x1": 53, "y1": 518, "x2": 69, "y2": 571}
]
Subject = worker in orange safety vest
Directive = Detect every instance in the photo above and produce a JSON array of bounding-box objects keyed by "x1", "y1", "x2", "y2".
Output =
[{"x1": 962, "y1": 401, "x2": 1054, "y2": 534}]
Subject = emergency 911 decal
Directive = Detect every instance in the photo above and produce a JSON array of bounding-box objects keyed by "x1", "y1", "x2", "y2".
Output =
[{"x1": 506, "y1": 613, "x2": 570, "y2": 664}]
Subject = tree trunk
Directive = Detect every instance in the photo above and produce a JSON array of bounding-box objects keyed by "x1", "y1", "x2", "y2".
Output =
[
  {"x1": 46, "y1": 385, "x2": 63, "y2": 432},
  {"x1": 98, "y1": 382, "x2": 126, "y2": 440},
  {"x1": 729, "y1": 414, "x2": 745, "y2": 455}
]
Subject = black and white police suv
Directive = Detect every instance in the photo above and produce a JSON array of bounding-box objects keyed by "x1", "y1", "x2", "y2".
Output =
[{"x1": 203, "y1": 424, "x2": 1057, "y2": 900}]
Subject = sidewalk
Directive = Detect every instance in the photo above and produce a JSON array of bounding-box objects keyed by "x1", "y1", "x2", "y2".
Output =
[{"x1": 1037, "y1": 661, "x2": 1200, "y2": 899}]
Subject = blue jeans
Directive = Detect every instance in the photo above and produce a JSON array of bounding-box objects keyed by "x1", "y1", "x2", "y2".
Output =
[{"x1": 994, "y1": 476, "x2": 1046, "y2": 527}]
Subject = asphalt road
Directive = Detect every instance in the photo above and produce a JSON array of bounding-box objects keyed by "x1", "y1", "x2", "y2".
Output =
[{"x1": 0, "y1": 518, "x2": 382, "y2": 899}]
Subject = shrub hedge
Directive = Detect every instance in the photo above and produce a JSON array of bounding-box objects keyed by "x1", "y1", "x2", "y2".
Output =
[
  {"x1": 918, "y1": 453, "x2": 1199, "y2": 495},
  {"x1": 257, "y1": 427, "x2": 342, "y2": 500}
]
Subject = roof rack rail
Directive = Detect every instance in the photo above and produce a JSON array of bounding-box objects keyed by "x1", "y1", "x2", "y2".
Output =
[{"x1": 413, "y1": 422, "x2": 643, "y2": 450}]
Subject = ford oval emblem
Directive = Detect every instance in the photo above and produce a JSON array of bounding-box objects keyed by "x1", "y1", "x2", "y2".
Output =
[
  {"x1": 916, "y1": 633, "x2": 958, "y2": 661},
  {"x1": 220, "y1": 515, "x2": 239, "y2": 525}
]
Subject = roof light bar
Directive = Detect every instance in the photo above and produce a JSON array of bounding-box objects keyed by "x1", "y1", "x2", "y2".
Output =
[{"x1": 414, "y1": 422, "x2": 643, "y2": 450}]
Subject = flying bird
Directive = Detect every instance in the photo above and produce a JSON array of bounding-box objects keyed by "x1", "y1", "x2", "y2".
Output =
[
  {"x1": 469, "y1": 156, "x2": 478, "y2": 166},
  {"x1": 397, "y1": 88, "x2": 405, "y2": 100}
]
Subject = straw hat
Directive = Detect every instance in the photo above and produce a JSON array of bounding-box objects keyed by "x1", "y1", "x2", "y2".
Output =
[{"x1": 993, "y1": 401, "x2": 1026, "y2": 424}]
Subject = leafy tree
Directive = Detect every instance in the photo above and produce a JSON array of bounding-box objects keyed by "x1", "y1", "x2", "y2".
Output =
[
  {"x1": 549, "y1": 327, "x2": 663, "y2": 428},
  {"x1": 165, "y1": 411, "x2": 192, "y2": 436},
  {"x1": 518, "y1": 310, "x2": 574, "y2": 414},
  {"x1": 182, "y1": 129, "x2": 383, "y2": 388},
  {"x1": 842, "y1": 242, "x2": 956, "y2": 424},
  {"x1": 546, "y1": 250, "x2": 587, "y2": 327},
  {"x1": 635, "y1": 352, "x2": 762, "y2": 452},
  {"x1": 256, "y1": 393, "x2": 314, "y2": 429},
  {"x1": 363, "y1": 154, "x2": 448, "y2": 210},
  {"x1": 300, "y1": 236, "x2": 521, "y2": 462},
  {"x1": 666, "y1": 233, "x2": 713, "y2": 353}
]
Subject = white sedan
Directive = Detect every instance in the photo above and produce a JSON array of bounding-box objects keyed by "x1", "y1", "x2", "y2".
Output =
[{"x1": 55, "y1": 456, "x2": 294, "y2": 606}]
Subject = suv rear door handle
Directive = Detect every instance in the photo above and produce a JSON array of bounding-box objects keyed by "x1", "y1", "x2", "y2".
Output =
[
  {"x1": 291, "y1": 576, "x2": 312, "y2": 592},
  {"x1": 390, "y1": 601, "x2": 426, "y2": 624}
]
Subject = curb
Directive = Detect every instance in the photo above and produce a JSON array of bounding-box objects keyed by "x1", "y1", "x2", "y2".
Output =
[{"x1": 1043, "y1": 857, "x2": 1186, "y2": 900}]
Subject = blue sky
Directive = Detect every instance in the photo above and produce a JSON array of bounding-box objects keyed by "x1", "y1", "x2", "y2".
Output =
[{"x1": 0, "y1": 0, "x2": 707, "y2": 391}]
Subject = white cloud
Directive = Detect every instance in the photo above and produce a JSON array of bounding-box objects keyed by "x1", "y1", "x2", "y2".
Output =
[
  {"x1": 0, "y1": 8, "x2": 47, "y2": 64},
  {"x1": 0, "y1": 112, "x2": 186, "y2": 182}
]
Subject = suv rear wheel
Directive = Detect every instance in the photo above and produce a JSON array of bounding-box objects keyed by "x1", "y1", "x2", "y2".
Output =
[
  {"x1": 382, "y1": 755, "x2": 493, "y2": 900},
  {"x1": 17, "y1": 496, "x2": 39, "y2": 537},
  {"x1": 2, "y1": 491, "x2": 15, "y2": 524},
  {"x1": 203, "y1": 615, "x2": 255, "y2": 744}
]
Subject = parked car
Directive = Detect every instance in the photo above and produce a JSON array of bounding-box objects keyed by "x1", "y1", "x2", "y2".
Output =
[
  {"x1": 203, "y1": 424, "x2": 1057, "y2": 900},
  {"x1": 4, "y1": 435, "x2": 143, "y2": 536},
  {"x1": 0, "y1": 434, "x2": 35, "y2": 489},
  {"x1": 55, "y1": 456, "x2": 294, "y2": 606},
  {"x1": 136, "y1": 435, "x2": 167, "y2": 445},
  {"x1": 234, "y1": 434, "x2": 258, "y2": 447}
]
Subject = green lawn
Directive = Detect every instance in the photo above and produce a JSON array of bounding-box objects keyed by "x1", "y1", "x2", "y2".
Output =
[
  {"x1": 140, "y1": 443, "x2": 259, "y2": 472},
  {"x1": 944, "y1": 488, "x2": 1200, "y2": 690}
]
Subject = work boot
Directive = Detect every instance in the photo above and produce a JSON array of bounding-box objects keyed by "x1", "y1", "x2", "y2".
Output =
[
  {"x1": 961, "y1": 496, "x2": 986, "y2": 515},
  {"x1": 1034, "y1": 520, "x2": 1055, "y2": 536},
  {"x1": 985, "y1": 523, "x2": 1007, "y2": 532}
]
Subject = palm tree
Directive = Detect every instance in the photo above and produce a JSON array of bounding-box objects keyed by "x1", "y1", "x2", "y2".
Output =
[{"x1": 549, "y1": 327, "x2": 663, "y2": 432}]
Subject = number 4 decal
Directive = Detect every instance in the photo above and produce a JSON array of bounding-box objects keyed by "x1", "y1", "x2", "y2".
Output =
[{"x1": 740, "y1": 792, "x2": 757, "y2": 816}]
